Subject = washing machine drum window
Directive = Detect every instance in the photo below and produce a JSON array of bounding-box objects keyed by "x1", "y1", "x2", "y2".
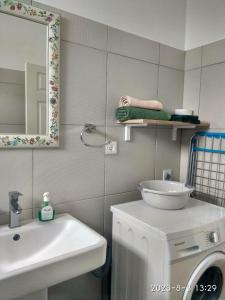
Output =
[
  {"x1": 183, "y1": 252, "x2": 225, "y2": 300},
  {"x1": 191, "y1": 266, "x2": 223, "y2": 299}
]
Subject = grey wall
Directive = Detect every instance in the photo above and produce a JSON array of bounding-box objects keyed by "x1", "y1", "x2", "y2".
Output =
[
  {"x1": 0, "y1": 1, "x2": 184, "y2": 300},
  {"x1": 181, "y1": 39, "x2": 225, "y2": 182}
]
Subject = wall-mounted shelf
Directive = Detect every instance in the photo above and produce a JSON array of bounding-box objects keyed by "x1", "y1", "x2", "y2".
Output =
[{"x1": 117, "y1": 119, "x2": 210, "y2": 141}]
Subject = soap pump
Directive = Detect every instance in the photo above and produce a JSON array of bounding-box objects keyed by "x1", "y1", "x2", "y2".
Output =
[{"x1": 38, "y1": 192, "x2": 55, "y2": 222}]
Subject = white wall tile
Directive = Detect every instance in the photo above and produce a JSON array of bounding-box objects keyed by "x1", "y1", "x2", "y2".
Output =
[
  {"x1": 185, "y1": 47, "x2": 202, "y2": 70},
  {"x1": 199, "y1": 63, "x2": 225, "y2": 128},
  {"x1": 33, "y1": 126, "x2": 105, "y2": 207},
  {"x1": 183, "y1": 69, "x2": 201, "y2": 115},
  {"x1": 0, "y1": 150, "x2": 32, "y2": 213},
  {"x1": 155, "y1": 129, "x2": 181, "y2": 181},
  {"x1": 61, "y1": 11, "x2": 107, "y2": 50},
  {"x1": 54, "y1": 197, "x2": 104, "y2": 234},
  {"x1": 158, "y1": 66, "x2": 184, "y2": 113},
  {"x1": 105, "y1": 126, "x2": 156, "y2": 194},
  {"x1": 108, "y1": 27, "x2": 159, "y2": 64},
  {"x1": 160, "y1": 44, "x2": 185, "y2": 70},
  {"x1": 107, "y1": 53, "x2": 158, "y2": 126},
  {"x1": 202, "y1": 39, "x2": 225, "y2": 66},
  {"x1": 61, "y1": 41, "x2": 107, "y2": 125}
]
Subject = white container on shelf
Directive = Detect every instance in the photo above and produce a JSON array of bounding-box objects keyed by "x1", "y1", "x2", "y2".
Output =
[
  {"x1": 174, "y1": 108, "x2": 193, "y2": 116},
  {"x1": 138, "y1": 180, "x2": 194, "y2": 210}
]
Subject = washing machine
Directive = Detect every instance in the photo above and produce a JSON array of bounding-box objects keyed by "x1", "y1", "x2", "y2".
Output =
[{"x1": 111, "y1": 198, "x2": 225, "y2": 300}]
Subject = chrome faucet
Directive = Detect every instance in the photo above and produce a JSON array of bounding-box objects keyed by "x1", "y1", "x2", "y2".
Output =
[{"x1": 9, "y1": 191, "x2": 22, "y2": 228}]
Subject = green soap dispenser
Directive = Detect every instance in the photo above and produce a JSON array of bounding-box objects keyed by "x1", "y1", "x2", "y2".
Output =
[{"x1": 38, "y1": 192, "x2": 55, "y2": 222}]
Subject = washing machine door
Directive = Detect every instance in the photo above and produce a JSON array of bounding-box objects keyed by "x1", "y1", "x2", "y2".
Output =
[{"x1": 183, "y1": 252, "x2": 225, "y2": 300}]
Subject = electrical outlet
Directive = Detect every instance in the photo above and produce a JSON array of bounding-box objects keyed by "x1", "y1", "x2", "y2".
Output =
[
  {"x1": 163, "y1": 169, "x2": 172, "y2": 181},
  {"x1": 105, "y1": 141, "x2": 118, "y2": 155}
]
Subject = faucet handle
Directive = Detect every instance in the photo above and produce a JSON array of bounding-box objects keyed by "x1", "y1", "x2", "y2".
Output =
[{"x1": 9, "y1": 191, "x2": 23, "y2": 199}]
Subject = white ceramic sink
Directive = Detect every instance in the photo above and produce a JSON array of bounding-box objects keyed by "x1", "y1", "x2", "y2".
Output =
[{"x1": 0, "y1": 214, "x2": 107, "y2": 300}]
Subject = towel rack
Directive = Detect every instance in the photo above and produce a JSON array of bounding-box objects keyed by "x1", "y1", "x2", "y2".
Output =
[
  {"x1": 187, "y1": 131, "x2": 225, "y2": 207},
  {"x1": 80, "y1": 123, "x2": 111, "y2": 148}
]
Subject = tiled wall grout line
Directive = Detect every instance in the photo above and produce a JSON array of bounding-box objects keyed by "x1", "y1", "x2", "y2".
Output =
[
  {"x1": 105, "y1": 190, "x2": 138, "y2": 197},
  {"x1": 43, "y1": 194, "x2": 105, "y2": 208},
  {"x1": 60, "y1": 122, "x2": 186, "y2": 128},
  {"x1": 186, "y1": 60, "x2": 225, "y2": 72},
  {"x1": 155, "y1": 45, "x2": 160, "y2": 181},
  {"x1": 0, "y1": 189, "x2": 140, "y2": 218},
  {"x1": 46, "y1": 190, "x2": 139, "y2": 209},
  {"x1": 61, "y1": 38, "x2": 184, "y2": 72},
  {"x1": 157, "y1": 43, "x2": 160, "y2": 65},
  {"x1": 201, "y1": 61, "x2": 225, "y2": 68},
  {"x1": 159, "y1": 43, "x2": 161, "y2": 66},
  {"x1": 106, "y1": 51, "x2": 184, "y2": 72},
  {"x1": 156, "y1": 64, "x2": 160, "y2": 97},
  {"x1": 197, "y1": 47, "x2": 203, "y2": 115},
  {"x1": 154, "y1": 127, "x2": 158, "y2": 180},
  {"x1": 61, "y1": 39, "x2": 107, "y2": 54},
  {"x1": 185, "y1": 67, "x2": 201, "y2": 72},
  {"x1": 103, "y1": 27, "x2": 109, "y2": 244}
]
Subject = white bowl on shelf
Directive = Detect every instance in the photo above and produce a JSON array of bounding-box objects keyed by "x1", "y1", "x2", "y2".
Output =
[
  {"x1": 138, "y1": 180, "x2": 194, "y2": 210},
  {"x1": 174, "y1": 109, "x2": 193, "y2": 116}
]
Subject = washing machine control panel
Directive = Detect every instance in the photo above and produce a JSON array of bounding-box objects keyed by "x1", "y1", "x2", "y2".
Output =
[
  {"x1": 169, "y1": 223, "x2": 225, "y2": 261},
  {"x1": 208, "y1": 231, "x2": 220, "y2": 243}
]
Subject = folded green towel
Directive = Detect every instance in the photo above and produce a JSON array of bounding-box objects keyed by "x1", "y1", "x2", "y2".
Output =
[{"x1": 116, "y1": 107, "x2": 171, "y2": 122}]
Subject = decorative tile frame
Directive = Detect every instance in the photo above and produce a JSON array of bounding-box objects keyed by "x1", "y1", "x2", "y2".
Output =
[{"x1": 0, "y1": 0, "x2": 60, "y2": 148}]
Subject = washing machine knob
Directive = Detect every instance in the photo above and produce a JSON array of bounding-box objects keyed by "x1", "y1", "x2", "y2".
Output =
[{"x1": 209, "y1": 231, "x2": 219, "y2": 243}]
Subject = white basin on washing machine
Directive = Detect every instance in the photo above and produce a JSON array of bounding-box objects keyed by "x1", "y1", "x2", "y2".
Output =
[{"x1": 138, "y1": 180, "x2": 194, "y2": 209}]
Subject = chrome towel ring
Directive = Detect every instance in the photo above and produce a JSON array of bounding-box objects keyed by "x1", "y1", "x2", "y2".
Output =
[{"x1": 80, "y1": 123, "x2": 111, "y2": 148}]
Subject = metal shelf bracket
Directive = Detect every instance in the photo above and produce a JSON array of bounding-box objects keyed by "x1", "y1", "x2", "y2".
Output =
[
  {"x1": 124, "y1": 124, "x2": 148, "y2": 141},
  {"x1": 172, "y1": 125, "x2": 195, "y2": 141}
]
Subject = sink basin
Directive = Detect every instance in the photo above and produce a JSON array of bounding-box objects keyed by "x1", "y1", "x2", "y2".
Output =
[
  {"x1": 0, "y1": 214, "x2": 106, "y2": 300},
  {"x1": 138, "y1": 180, "x2": 194, "y2": 210}
]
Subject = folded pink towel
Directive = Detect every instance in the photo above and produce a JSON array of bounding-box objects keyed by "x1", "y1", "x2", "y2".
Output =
[{"x1": 119, "y1": 96, "x2": 163, "y2": 110}]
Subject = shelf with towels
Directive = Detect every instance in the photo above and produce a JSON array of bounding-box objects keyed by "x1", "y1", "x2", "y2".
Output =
[{"x1": 117, "y1": 119, "x2": 210, "y2": 141}]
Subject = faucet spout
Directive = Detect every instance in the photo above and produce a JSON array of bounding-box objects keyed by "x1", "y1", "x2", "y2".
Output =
[{"x1": 9, "y1": 191, "x2": 23, "y2": 228}]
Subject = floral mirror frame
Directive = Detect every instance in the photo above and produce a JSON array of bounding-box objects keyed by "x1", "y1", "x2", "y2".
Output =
[{"x1": 0, "y1": 0, "x2": 60, "y2": 148}]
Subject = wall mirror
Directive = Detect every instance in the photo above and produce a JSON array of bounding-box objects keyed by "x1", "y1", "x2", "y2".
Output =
[{"x1": 0, "y1": 0, "x2": 60, "y2": 147}]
